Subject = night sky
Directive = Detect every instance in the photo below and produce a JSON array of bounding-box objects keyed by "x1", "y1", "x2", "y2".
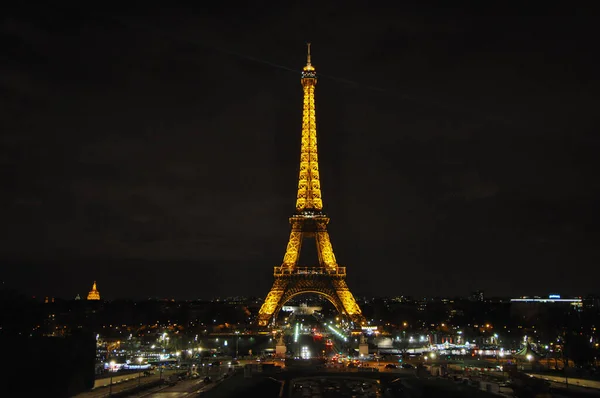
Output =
[{"x1": 2, "y1": 4, "x2": 599, "y2": 300}]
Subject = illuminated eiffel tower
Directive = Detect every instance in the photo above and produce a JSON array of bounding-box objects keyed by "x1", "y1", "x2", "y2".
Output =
[{"x1": 257, "y1": 44, "x2": 364, "y2": 328}]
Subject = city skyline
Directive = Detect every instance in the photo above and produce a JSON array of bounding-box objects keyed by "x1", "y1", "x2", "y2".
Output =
[
  {"x1": 15, "y1": 282, "x2": 595, "y2": 302},
  {"x1": 2, "y1": 4, "x2": 599, "y2": 300}
]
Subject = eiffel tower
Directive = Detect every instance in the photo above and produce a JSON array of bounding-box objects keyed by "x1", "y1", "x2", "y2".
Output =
[{"x1": 257, "y1": 44, "x2": 364, "y2": 328}]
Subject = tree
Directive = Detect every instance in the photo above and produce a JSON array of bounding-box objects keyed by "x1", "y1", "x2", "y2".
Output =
[{"x1": 564, "y1": 333, "x2": 595, "y2": 367}]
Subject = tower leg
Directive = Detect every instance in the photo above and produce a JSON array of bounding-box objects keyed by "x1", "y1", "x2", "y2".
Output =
[
  {"x1": 331, "y1": 279, "x2": 365, "y2": 326},
  {"x1": 257, "y1": 278, "x2": 288, "y2": 327},
  {"x1": 315, "y1": 229, "x2": 337, "y2": 270}
]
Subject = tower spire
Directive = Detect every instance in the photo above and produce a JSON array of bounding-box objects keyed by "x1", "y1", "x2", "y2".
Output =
[{"x1": 302, "y1": 43, "x2": 315, "y2": 73}]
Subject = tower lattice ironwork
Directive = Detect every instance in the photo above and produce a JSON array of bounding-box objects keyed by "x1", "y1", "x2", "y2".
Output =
[{"x1": 257, "y1": 44, "x2": 364, "y2": 328}]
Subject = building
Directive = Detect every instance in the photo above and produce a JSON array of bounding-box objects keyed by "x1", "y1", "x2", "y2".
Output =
[
  {"x1": 470, "y1": 290, "x2": 484, "y2": 302},
  {"x1": 583, "y1": 295, "x2": 600, "y2": 311},
  {"x1": 510, "y1": 295, "x2": 583, "y2": 324},
  {"x1": 87, "y1": 281, "x2": 100, "y2": 301},
  {"x1": 510, "y1": 295, "x2": 582, "y2": 308}
]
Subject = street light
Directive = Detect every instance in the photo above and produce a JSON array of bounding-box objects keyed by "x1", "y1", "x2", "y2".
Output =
[
  {"x1": 235, "y1": 331, "x2": 240, "y2": 359},
  {"x1": 198, "y1": 347, "x2": 204, "y2": 370},
  {"x1": 109, "y1": 360, "x2": 116, "y2": 396},
  {"x1": 137, "y1": 357, "x2": 143, "y2": 387}
]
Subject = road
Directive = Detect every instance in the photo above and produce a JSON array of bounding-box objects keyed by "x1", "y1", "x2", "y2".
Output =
[
  {"x1": 74, "y1": 370, "x2": 179, "y2": 398},
  {"x1": 527, "y1": 372, "x2": 600, "y2": 390},
  {"x1": 133, "y1": 378, "x2": 215, "y2": 397},
  {"x1": 133, "y1": 370, "x2": 235, "y2": 397}
]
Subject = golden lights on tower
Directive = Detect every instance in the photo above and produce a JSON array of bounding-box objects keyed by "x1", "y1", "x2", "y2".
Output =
[
  {"x1": 87, "y1": 281, "x2": 100, "y2": 300},
  {"x1": 257, "y1": 45, "x2": 364, "y2": 327},
  {"x1": 296, "y1": 42, "x2": 322, "y2": 212}
]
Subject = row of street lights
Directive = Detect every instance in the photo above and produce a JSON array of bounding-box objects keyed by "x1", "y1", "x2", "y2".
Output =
[
  {"x1": 105, "y1": 331, "x2": 247, "y2": 395},
  {"x1": 107, "y1": 357, "x2": 144, "y2": 396}
]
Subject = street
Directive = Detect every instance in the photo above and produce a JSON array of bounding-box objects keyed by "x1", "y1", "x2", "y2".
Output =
[
  {"x1": 134, "y1": 378, "x2": 214, "y2": 397},
  {"x1": 74, "y1": 370, "x2": 178, "y2": 398}
]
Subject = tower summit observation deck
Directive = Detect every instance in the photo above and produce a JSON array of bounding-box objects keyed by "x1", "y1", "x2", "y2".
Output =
[{"x1": 257, "y1": 45, "x2": 364, "y2": 328}]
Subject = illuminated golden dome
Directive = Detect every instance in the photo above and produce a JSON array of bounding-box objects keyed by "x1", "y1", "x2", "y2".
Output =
[{"x1": 87, "y1": 281, "x2": 100, "y2": 300}]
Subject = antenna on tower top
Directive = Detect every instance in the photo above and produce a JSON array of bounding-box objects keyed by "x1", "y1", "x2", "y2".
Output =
[{"x1": 302, "y1": 43, "x2": 315, "y2": 73}]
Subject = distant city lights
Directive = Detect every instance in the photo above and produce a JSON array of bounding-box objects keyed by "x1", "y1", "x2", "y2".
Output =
[
  {"x1": 294, "y1": 323, "x2": 300, "y2": 343},
  {"x1": 327, "y1": 324, "x2": 348, "y2": 342}
]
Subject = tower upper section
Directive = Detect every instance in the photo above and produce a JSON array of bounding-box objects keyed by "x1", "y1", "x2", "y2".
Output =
[{"x1": 296, "y1": 43, "x2": 323, "y2": 213}]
